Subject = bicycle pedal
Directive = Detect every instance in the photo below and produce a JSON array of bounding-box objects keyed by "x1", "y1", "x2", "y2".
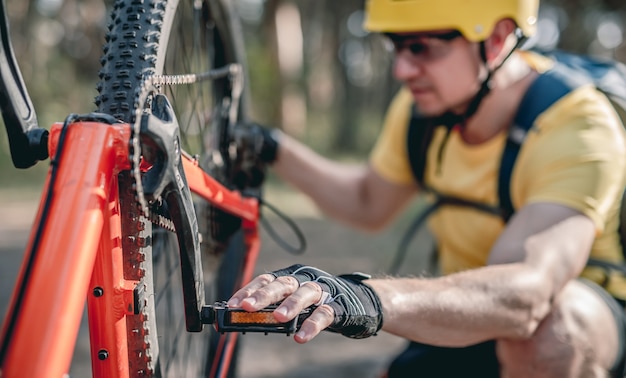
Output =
[{"x1": 201, "y1": 301, "x2": 311, "y2": 336}]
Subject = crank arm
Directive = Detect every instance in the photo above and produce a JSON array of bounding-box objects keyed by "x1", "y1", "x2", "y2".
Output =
[{"x1": 140, "y1": 94, "x2": 205, "y2": 332}]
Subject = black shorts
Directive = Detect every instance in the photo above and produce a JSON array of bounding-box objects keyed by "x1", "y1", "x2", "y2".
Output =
[{"x1": 387, "y1": 279, "x2": 626, "y2": 378}]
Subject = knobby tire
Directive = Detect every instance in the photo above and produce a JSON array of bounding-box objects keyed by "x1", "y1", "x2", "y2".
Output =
[{"x1": 96, "y1": 0, "x2": 248, "y2": 376}]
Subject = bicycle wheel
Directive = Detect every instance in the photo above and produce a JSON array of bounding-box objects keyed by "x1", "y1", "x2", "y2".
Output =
[{"x1": 96, "y1": 0, "x2": 248, "y2": 376}]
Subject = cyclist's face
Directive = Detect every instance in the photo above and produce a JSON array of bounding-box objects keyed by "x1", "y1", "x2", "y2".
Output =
[{"x1": 388, "y1": 30, "x2": 482, "y2": 116}]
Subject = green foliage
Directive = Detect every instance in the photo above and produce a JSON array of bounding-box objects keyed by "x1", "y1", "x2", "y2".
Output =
[{"x1": 2, "y1": 0, "x2": 626, "y2": 193}]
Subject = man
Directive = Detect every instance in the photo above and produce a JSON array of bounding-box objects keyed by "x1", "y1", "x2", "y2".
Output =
[{"x1": 231, "y1": 0, "x2": 626, "y2": 376}]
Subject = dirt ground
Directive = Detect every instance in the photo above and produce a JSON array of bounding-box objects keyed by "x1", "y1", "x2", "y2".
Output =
[{"x1": 0, "y1": 187, "x2": 435, "y2": 377}]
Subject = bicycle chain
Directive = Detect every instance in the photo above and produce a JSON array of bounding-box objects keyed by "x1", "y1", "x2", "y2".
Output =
[{"x1": 130, "y1": 64, "x2": 244, "y2": 221}]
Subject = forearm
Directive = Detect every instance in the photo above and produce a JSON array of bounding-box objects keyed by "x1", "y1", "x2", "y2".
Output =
[
  {"x1": 272, "y1": 134, "x2": 381, "y2": 229},
  {"x1": 368, "y1": 263, "x2": 552, "y2": 347}
]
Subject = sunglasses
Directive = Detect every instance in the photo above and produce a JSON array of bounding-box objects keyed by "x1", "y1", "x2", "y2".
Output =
[{"x1": 384, "y1": 30, "x2": 463, "y2": 62}]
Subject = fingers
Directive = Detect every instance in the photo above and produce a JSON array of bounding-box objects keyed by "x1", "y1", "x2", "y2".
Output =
[
  {"x1": 228, "y1": 273, "x2": 312, "y2": 312},
  {"x1": 227, "y1": 273, "x2": 291, "y2": 310},
  {"x1": 226, "y1": 273, "x2": 335, "y2": 343},
  {"x1": 273, "y1": 281, "x2": 324, "y2": 321},
  {"x1": 275, "y1": 282, "x2": 334, "y2": 343},
  {"x1": 294, "y1": 304, "x2": 334, "y2": 344}
]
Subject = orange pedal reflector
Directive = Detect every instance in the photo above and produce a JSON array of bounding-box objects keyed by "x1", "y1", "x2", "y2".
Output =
[
  {"x1": 201, "y1": 301, "x2": 312, "y2": 335},
  {"x1": 228, "y1": 311, "x2": 279, "y2": 324}
]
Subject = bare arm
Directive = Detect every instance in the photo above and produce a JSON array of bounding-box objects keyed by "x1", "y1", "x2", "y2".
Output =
[
  {"x1": 370, "y1": 202, "x2": 594, "y2": 346},
  {"x1": 229, "y1": 202, "x2": 595, "y2": 345},
  {"x1": 272, "y1": 133, "x2": 416, "y2": 231}
]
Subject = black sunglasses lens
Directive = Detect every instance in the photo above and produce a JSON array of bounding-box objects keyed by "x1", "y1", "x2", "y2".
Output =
[
  {"x1": 385, "y1": 31, "x2": 461, "y2": 56},
  {"x1": 436, "y1": 30, "x2": 463, "y2": 41},
  {"x1": 407, "y1": 42, "x2": 427, "y2": 55}
]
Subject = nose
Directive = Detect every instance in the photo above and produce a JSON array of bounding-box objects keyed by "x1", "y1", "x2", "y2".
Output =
[{"x1": 393, "y1": 51, "x2": 422, "y2": 82}]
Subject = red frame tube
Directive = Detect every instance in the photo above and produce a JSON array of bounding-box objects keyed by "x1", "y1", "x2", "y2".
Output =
[
  {"x1": 0, "y1": 121, "x2": 262, "y2": 378},
  {"x1": 183, "y1": 152, "x2": 261, "y2": 378},
  {"x1": 1, "y1": 121, "x2": 131, "y2": 377},
  {"x1": 182, "y1": 157, "x2": 258, "y2": 221}
]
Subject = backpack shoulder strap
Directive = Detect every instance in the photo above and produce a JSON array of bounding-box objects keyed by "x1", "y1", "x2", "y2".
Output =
[
  {"x1": 407, "y1": 105, "x2": 437, "y2": 188},
  {"x1": 407, "y1": 54, "x2": 594, "y2": 221},
  {"x1": 499, "y1": 60, "x2": 590, "y2": 221}
]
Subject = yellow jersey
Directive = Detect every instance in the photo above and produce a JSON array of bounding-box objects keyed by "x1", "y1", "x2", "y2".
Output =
[{"x1": 370, "y1": 52, "x2": 626, "y2": 300}]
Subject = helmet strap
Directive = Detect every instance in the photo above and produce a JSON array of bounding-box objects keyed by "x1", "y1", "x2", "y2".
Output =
[
  {"x1": 458, "y1": 28, "x2": 527, "y2": 126},
  {"x1": 432, "y1": 29, "x2": 526, "y2": 173}
]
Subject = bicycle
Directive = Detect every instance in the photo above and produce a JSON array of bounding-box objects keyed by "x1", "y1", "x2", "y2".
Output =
[{"x1": 0, "y1": 0, "x2": 304, "y2": 377}]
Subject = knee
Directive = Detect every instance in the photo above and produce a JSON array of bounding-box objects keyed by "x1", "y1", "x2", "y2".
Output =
[
  {"x1": 496, "y1": 280, "x2": 619, "y2": 376},
  {"x1": 496, "y1": 305, "x2": 577, "y2": 371}
]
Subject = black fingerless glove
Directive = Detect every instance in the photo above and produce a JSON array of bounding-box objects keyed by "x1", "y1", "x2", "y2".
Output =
[
  {"x1": 231, "y1": 122, "x2": 280, "y2": 189},
  {"x1": 270, "y1": 264, "x2": 384, "y2": 339},
  {"x1": 255, "y1": 124, "x2": 280, "y2": 164},
  {"x1": 233, "y1": 122, "x2": 280, "y2": 163}
]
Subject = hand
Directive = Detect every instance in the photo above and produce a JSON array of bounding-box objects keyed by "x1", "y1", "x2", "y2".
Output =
[
  {"x1": 230, "y1": 122, "x2": 280, "y2": 189},
  {"x1": 227, "y1": 264, "x2": 383, "y2": 343},
  {"x1": 233, "y1": 122, "x2": 280, "y2": 164}
]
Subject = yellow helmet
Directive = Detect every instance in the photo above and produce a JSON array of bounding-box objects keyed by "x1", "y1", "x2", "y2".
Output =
[{"x1": 363, "y1": 0, "x2": 539, "y2": 41}]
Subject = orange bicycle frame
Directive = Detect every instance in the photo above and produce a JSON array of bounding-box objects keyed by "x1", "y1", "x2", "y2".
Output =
[{"x1": 0, "y1": 119, "x2": 260, "y2": 378}]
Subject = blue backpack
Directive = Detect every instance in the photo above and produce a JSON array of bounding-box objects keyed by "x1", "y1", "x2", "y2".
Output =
[{"x1": 391, "y1": 51, "x2": 626, "y2": 276}]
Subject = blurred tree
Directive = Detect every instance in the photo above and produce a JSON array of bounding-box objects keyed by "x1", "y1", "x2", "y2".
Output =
[
  {"x1": 244, "y1": 0, "x2": 626, "y2": 157},
  {"x1": 5, "y1": 0, "x2": 109, "y2": 127},
  {"x1": 1, "y1": 0, "x2": 110, "y2": 186},
  {"x1": 535, "y1": 0, "x2": 626, "y2": 61},
  {"x1": 240, "y1": 0, "x2": 398, "y2": 154},
  {"x1": 2, "y1": 0, "x2": 626, "y2": 179}
]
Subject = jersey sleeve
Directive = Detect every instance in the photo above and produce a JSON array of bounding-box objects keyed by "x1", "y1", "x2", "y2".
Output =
[
  {"x1": 369, "y1": 88, "x2": 416, "y2": 186},
  {"x1": 513, "y1": 86, "x2": 626, "y2": 232}
]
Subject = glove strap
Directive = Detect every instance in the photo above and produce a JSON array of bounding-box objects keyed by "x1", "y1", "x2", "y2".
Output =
[{"x1": 259, "y1": 127, "x2": 280, "y2": 163}]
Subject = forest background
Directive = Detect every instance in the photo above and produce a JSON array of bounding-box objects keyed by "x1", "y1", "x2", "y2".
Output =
[{"x1": 1, "y1": 0, "x2": 626, "y2": 188}]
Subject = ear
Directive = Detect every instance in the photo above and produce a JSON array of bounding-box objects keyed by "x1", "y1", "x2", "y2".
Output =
[{"x1": 484, "y1": 19, "x2": 517, "y2": 65}]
